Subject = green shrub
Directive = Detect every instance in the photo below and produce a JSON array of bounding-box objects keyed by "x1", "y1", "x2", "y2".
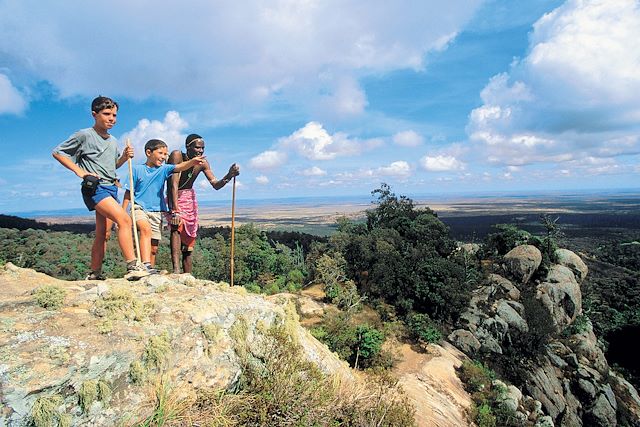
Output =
[{"x1": 406, "y1": 312, "x2": 442, "y2": 344}]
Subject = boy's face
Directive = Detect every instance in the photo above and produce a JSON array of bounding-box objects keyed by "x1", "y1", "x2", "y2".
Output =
[
  {"x1": 92, "y1": 107, "x2": 117, "y2": 132},
  {"x1": 146, "y1": 146, "x2": 168, "y2": 167}
]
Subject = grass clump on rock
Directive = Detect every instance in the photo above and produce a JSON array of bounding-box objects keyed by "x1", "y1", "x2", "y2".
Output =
[
  {"x1": 143, "y1": 332, "x2": 172, "y2": 370},
  {"x1": 92, "y1": 286, "x2": 154, "y2": 322},
  {"x1": 78, "y1": 379, "x2": 111, "y2": 413},
  {"x1": 30, "y1": 394, "x2": 70, "y2": 427},
  {"x1": 34, "y1": 285, "x2": 66, "y2": 310}
]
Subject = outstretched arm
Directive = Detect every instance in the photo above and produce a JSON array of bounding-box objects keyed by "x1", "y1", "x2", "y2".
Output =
[
  {"x1": 173, "y1": 156, "x2": 206, "y2": 173},
  {"x1": 204, "y1": 162, "x2": 240, "y2": 190}
]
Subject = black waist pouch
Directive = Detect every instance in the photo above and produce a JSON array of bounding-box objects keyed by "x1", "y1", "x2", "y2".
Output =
[{"x1": 81, "y1": 175, "x2": 100, "y2": 194}]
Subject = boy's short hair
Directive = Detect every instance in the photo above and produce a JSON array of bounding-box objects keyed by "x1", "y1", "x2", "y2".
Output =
[
  {"x1": 186, "y1": 133, "x2": 204, "y2": 147},
  {"x1": 91, "y1": 96, "x2": 119, "y2": 113},
  {"x1": 145, "y1": 139, "x2": 168, "y2": 153}
]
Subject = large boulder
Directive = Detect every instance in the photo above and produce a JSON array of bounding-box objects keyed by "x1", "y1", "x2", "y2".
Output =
[
  {"x1": 496, "y1": 299, "x2": 529, "y2": 333},
  {"x1": 503, "y1": 245, "x2": 542, "y2": 285},
  {"x1": 448, "y1": 329, "x2": 481, "y2": 354},
  {"x1": 555, "y1": 249, "x2": 588, "y2": 283},
  {"x1": 488, "y1": 273, "x2": 521, "y2": 301}
]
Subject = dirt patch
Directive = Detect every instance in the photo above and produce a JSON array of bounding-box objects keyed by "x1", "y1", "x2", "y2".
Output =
[{"x1": 393, "y1": 342, "x2": 472, "y2": 427}]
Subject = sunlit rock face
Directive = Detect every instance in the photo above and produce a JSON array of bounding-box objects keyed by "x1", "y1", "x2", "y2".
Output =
[{"x1": 0, "y1": 263, "x2": 352, "y2": 426}]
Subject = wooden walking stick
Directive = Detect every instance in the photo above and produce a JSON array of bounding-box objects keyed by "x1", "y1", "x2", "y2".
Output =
[
  {"x1": 230, "y1": 176, "x2": 237, "y2": 286},
  {"x1": 127, "y1": 139, "x2": 142, "y2": 263}
]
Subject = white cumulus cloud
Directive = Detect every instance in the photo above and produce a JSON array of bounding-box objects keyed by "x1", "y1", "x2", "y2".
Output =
[
  {"x1": 393, "y1": 130, "x2": 424, "y2": 147},
  {"x1": 0, "y1": 1, "x2": 482, "y2": 115},
  {"x1": 120, "y1": 111, "x2": 189, "y2": 157},
  {"x1": 420, "y1": 155, "x2": 465, "y2": 172},
  {"x1": 249, "y1": 150, "x2": 288, "y2": 170},
  {"x1": 467, "y1": 0, "x2": 640, "y2": 167},
  {"x1": 376, "y1": 161, "x2": 412, "y2": 177},
  {"x1": 279, "y1": 121, "x2": 381, "y2": 160}
]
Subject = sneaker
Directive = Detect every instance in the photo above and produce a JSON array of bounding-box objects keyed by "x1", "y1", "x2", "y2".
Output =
[
  {"x1": 144, "y1": 263, "x2": 160, "y2": 275},
  {"x1": 85, "y1": 271, "x2": 106, "y2": 280},
  {"x1": 124, "y1": 262, "x2": 151, "y2": 280}
]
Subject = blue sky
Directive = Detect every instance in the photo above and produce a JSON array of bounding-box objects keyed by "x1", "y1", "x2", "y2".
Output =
[{"x1": 1, "y1": 0, "x2": 639, "y2": 213}]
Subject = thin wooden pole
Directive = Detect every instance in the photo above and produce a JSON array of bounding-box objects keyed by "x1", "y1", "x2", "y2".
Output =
[
  {"x1": 230, "y1": 176, "x2": 236, "y2": 286},
  {"x1": 127, "y1": 139, "x2": 141, "y2": 263}
]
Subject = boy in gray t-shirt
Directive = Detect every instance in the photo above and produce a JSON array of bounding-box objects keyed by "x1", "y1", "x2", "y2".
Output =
[{"x1": 52, "y1": 96, "x2": 149, "y2": 280}]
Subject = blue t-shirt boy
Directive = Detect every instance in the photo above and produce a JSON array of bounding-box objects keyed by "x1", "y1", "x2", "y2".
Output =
[{"x1": 127, "y1": 163, "x2": 176, "y2": 212}]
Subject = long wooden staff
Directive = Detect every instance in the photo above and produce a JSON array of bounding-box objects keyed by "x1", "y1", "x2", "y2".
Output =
[
  {"x1": 127, "y1": 139, "x2": 142, "y2": 263},
  {"x1": 230, "y1": 176, "x2": 237, "y2": 286}
]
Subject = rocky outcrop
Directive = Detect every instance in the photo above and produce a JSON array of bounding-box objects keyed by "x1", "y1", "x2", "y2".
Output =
[
  {"x1": 0, "y1": 263, "x2": 354, "y2": 426},
  {"x1": 449, "y1": 246, "x2": 640, "y2": 426}
]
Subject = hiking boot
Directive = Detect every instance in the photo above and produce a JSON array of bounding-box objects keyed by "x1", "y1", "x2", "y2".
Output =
[
  {"x1": 85, "y1": 271, "x2": 106, "y2": 280},
  {"x1": 124, "y1": 261, "x2": 151, "y2": 280}
]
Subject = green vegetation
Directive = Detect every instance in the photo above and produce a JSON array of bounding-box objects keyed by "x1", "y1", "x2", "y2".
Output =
[
  {"x1": 325, "y1": 184, "x2": 478, "y2": 323},
  {"x1": 30, "y1": 394, "x2": 68, "y2": 427},
  {"x1": 406, "y1": 312, "x2": 442, "y2": 344},
  {"x1": 143, "y1": 332, "x2": 172, "y2": 370},
  {"x1": 458, "y1": 361, "x2": 521, "y2": 427},
  {"x1": 34, "y1": 285, "x2": 66, "y2": 310},
  {"x1": 132, "y1": 321, "x2": 415, "y2": 426},
  {"x1": 129, "y1": 360, "x2": 146, "y2": 384},
  {"x1": 78, "y1": 379, "x2": 111, "y2": 412}
]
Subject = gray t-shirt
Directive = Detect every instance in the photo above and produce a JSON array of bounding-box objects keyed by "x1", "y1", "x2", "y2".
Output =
[{"x1": 53, "y1": 128, "x2": 121, "y2": 185}]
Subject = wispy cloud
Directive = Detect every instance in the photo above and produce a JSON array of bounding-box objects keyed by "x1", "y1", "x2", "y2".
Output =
[
  {"x1": 300, "y1": 166, "x2": 327, "y2": 176},
  {"x1": 0, "y1": 73, "x2": 27, "y2": 115}
]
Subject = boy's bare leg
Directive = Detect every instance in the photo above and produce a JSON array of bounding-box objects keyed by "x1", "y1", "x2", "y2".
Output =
[
  {"x1": 95, "y1": 197, "x2": 136, "y2": 262},
  {"x1": 150, "y1": 239, "x2": 159, "y2": 266},
  {"x1": 182, "y1": 250, "x2": 193, "y2": 274},
  {"x1": 91, "y1": 213, "x2": 112, "y2": 272},
  {"x1": 170, "y1": 227, "x2": 182, "y2": 273},
  {"x1": 136, "y1": 219, "x2": 152, "y2": 264}
]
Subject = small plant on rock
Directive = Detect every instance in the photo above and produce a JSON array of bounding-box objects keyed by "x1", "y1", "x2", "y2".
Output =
[{"x1": 34, "y1": 285, "x2": 66, "y2": 310}]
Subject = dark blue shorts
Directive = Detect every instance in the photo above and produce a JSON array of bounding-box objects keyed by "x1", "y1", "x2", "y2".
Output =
[{"x1": 82, "y1": 184, "x2": 119, "y2": 211}]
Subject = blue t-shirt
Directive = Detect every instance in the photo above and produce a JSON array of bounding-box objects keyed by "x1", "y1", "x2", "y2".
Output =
[{"x1": 127, "y1": 163, "x2": 176, "y2": 212}]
